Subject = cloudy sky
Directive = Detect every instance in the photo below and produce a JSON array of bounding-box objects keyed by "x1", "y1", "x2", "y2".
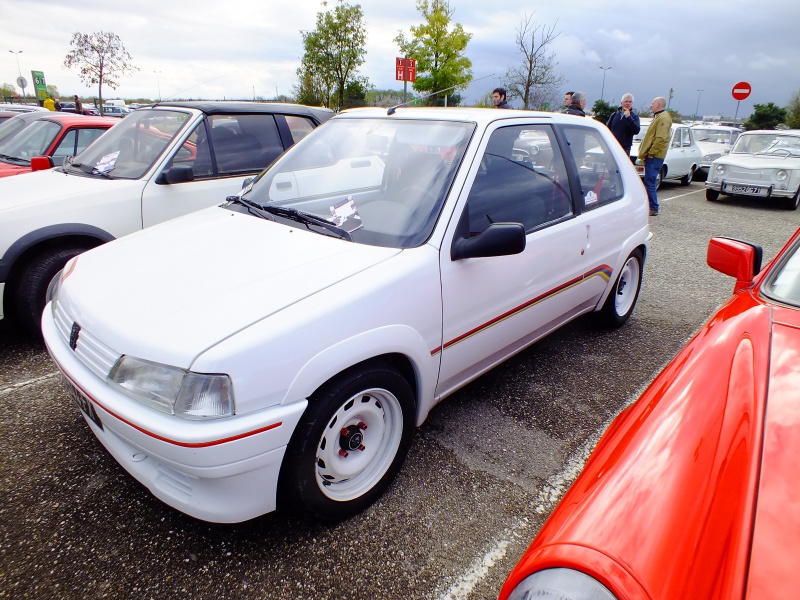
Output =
[{"x1": 2, "y1": 0, "x2": 799, "y2": 119}]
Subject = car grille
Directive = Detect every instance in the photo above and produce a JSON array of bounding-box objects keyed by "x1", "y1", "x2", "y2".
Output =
[
  {"x1": 727, "y1": 166, "x2": 771, "y2": 182},
  {"x1": 54, "y1": 300, "x2": 121, "y2": 380}
]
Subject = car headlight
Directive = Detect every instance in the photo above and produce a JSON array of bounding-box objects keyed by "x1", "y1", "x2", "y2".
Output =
[
  {"x1": 506, "y1": 568, "x2": 617, "y2": 600},
  {"x1": 715, "y1": 164, "x2": 726, "y2": 176},
  {"x1": 528, "y1": 144, "x2": 540, "y2": 156},
  {"x1": 776, "y1": 169, "x2": 788, "y2": 181},
  {"x1": 703, "y1": 153, "x2": 720, "y2": 162},
  {"x1": 108, "y1": 355, "x2": 234, "y2": 419}
]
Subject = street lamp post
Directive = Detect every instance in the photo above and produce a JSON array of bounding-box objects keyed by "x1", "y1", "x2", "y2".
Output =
[
  {"x1": 695, "y1": 89, "x2": 703, "y2": 120},
  {"x1": 8, "y1": 50, "x2": 26, "y2": 99},
  {"x1": 599, "y1": 66, "x2": 612, "y2": 101}
]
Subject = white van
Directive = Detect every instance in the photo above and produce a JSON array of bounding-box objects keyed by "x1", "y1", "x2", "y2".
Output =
[{"x1": 104, "y1": 99, "x2": 127, "y2": 108}]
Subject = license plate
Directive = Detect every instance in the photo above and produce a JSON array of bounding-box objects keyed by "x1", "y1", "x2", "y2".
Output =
[
  {"x1": 64, "y1": 379, "x2": 103, "y2": 430},
  {"x1": 727, "y1": 184, "x2": 767, "y2": 196}
]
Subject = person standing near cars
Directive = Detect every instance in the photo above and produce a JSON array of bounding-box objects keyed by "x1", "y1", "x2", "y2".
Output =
[
  {"x1": 74, "y1": 95, "x2": 83, "y2": 114},
  {"x1": 43, "y1": 96, "x2": 55, "y2": 111},
  {"x1": 561, "y1": 92, "x2": 574, "y2": 113},
  {"x1": 492, "y1": 87, "x2": 511, "y2": 109},
  {"x1": 606, "y1": 93, "x2": 640, "y2": 158},
  {"x1": 564, "y1": 91, "x2": 587, "y2": 116},
  {"x1": 638, "y1": 96, "x2": 672, "y2": 216}
]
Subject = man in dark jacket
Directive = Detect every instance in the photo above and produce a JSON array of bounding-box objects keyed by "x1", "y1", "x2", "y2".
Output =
[
  {"x1": 606, "y1": 93, "x2": 640, "y2": 158},
  {"x1": 492, "y1": 87, "x2": 511, "y2": 109},
  {"x1": 564, "y1": 91, "x2": 587, "y2": 116}
]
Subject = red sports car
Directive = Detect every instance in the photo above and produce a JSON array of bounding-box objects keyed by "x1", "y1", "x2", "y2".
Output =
[
  {"x1": 499, "y1": 229, "x2": 800, "y2": 600},
  {"x1": 0, "y1": 112, "x2": 116, "y2": 177}
]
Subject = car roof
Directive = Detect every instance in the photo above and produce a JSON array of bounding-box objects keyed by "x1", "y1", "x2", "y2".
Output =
[
  {"x1": 741, "y1": 129, "x2": 800, "y2": 137},
  {"x1": 149, "y1": 101, "x2": 334, "y2": 122},
  {"x1": 7, "y1": 112, "x2": 118, "y2": 126}
]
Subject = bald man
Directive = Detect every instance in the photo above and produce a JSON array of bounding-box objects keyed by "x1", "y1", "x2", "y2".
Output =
[{"x1": 638, "y1": 96, "x2": 672, "y2": 216}]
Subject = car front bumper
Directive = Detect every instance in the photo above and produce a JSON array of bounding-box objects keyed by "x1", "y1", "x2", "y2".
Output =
[
  {"x1": 705, "y1": 179, "x2": 795, "y2": 198},
  {"x1": 42, "y1": 305, "x2": 307, "y2": 523}
]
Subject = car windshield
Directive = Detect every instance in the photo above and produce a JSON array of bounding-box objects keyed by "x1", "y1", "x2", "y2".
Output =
[
  {"x1": 67, "y1": 108, "x2": 192, "y2": 179},
  {"x1": 693, "y1": 129, "x2": 735, "y2": 144},
  {"x1": 763, "y1": 237, "x2": 800, "y2": 308},
  {"x1": 243, "y1": 117, "x2": 474, "y2": 249},
  {"x1": 0, "y1": 119, "x2": 61, "y2": 163},
  {"x1": 0, "y1": 115, "x2": 29, "y2": 146},
  {"x1": 731, "y1": 133, "x2": 800, "y2": 156}
]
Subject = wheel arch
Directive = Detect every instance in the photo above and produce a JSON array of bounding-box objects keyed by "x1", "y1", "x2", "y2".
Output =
[
  {"x1": 282, "y1": 325, "x2": 439, "y2": 426},
  {"x1": 594, "y1": 242, "x2": 648, "y2": 312}
]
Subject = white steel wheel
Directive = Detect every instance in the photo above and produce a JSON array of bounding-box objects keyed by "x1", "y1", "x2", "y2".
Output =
[
  {"x1": 315, "y1": 387, "x2": 405, "y2": 501},
  {"x1": 596, "y1": 249, "x2": 644, "y2": 328},
  {"x1": 278, "y1": 362, "x2": 415, "y2": 521}
]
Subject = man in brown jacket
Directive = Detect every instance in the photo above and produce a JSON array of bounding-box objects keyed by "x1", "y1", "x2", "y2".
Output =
[{"x1": 638, "y1": 97, "x2": 672, "y2": 215}]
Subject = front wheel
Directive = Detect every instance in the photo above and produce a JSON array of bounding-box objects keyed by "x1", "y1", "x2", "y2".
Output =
[
  {"x1": 278, "y1": 361, "x2": 415, "y2": 521},
  {"x1": 595, "y1": 249, "x2": 644, "y2": 329},
  {"x1": 706, "y1": 188, "x2": 720, "y2": 202},
  {"x1": 784, "y1": 190, "x2": 800, "y2": 211}
]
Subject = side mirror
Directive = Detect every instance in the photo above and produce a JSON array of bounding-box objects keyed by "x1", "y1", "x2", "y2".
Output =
[
  {"x1": 31, "y1": 156, "x2": 55, "y2": 172},
  {"x1": 451, "y1": 223, "x2": 526, "y2": 260},
  {"x1": 707, "y1": 237, "x2": 763, "y2": 291},
  {"x1": 156, "y1": 165, "x2": 194, "y2": 185}
]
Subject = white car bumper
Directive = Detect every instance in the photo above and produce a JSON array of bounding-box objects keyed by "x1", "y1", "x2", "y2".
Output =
[
  {"x1": 42, "y1": 305, "x2": 307, "y2": 523},
  {"x1": 705, "y1": 179, "x2": 795, "y2": 198}
]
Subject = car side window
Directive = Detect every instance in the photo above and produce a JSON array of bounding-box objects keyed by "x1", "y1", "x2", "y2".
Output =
[
  {"x1": 466, "y1": 125, "x2": 572, "y2": 235},
  {"x1": 561, "y1": 125, "x2": 625, "y2": 210},
  {"x1": 51, "y1": 128, "x2": 107, "y2": 165},
  {"x1": 682, "y1": 129, "x2": 693, "y2": 147},
  {"x1": 285, "y1": 116, "x2": 316, "y2": 144}
]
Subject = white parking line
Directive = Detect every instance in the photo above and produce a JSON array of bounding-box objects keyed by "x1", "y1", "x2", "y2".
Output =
[
  {"x1": 0, "y1": 371, "x2": 60, "y2": 396},
  {"x1": 661, "y1": 187, "x2": 705, "y2": 203}
]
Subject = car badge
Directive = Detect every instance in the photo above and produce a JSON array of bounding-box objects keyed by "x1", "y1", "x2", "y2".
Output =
[{"x1": 69, "y1": 322, "x2": 81, "y2": 351}]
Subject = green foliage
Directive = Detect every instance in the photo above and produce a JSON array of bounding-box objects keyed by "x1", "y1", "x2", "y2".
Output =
[
  {"x1": 394, "y1": 0, "x2": 473, "y2": 106},
  {"x1": 1, "y1": 83, "x2": 17, "y2": 100},
  {"x1": 786, "y1": 91, "x2": 800, "y2": 129},
  {"x1": 46, "y1": 85, "x2": 60, "y2": 99},
  {"x1": 666, "y1": 108, "x2": 682, "y2": 123},
  {"x1": 364, "y1": 89, "x2": 418, "y2": 107},
  {"x1": 296, "y1": 1, "x2": 368, "y2": 111},
  {"x1": 743, "y1": 102, "x2": 788, "y2": 130},
  {"x1": 63, "y1": 31, "x2": 138, "y2": 112},
  {"x1": 592, "y1": 99, "x2": 614, "y2": 124}
]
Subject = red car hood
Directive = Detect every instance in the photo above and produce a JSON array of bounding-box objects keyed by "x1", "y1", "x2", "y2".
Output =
[
  {"x1": 746, "y1": 304, "x2": 800, "y2": 598},
  {"x1": 0, "y1": 162, "x2": 30, "y2": 177},
  {"x1": 504, "y1": 291, "x2": 800, "y2": 599}
]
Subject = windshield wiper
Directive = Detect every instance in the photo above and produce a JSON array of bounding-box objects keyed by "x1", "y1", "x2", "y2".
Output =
[
  {"x1": 0, "y1": 153, "x2": 28, "y2": 165},
  {"x1": 225, "y1": 195, "x2": 274, "y2": 220},
  {"x1": 233, "y1": 199, "x2": 352, "y2": 241}
]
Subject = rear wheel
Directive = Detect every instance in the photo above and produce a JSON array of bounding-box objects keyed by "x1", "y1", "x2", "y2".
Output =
[
  {"x1": 680, "y1": 167, "x2": 694, "y2": 186},
  {"x1": 13, "y1": 246, "x2": 90, "y2": 336},
  {"x1": 706, "y1": 189, "x2": 720, "y2": 202},
  {"x1": 278, "y1": 361, "x2": 415, "y2": 521},
  {"x1": 595, "y1": 249, "x2": 644, "y2": 329}
]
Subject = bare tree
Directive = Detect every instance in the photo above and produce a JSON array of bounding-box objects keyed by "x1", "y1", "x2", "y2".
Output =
[
  {"x1": 504, "y1": 14, "x2": 566, "y2": 110},
  {"x1": 63, "y1": 31, "x2": 138, "y2": 114}
]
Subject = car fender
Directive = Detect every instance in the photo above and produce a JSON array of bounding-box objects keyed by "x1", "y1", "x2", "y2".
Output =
[{"x1": 282, "y1": 324, "x2": 439, "y2": 426}]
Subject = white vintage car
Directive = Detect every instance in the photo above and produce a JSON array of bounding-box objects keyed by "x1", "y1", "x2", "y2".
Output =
[
  {"x1": 691, "y1": 124, "x2": 742, "y2": 179},
  {"x1": 43, "y1": 108, "x2": 652, "y2": 523},
  {"x1": 705, "y1": 129, "x2": 800, "y2": 210},
  {"x1": 631, "y1": 118, "x2": 702, "y2": 187}
]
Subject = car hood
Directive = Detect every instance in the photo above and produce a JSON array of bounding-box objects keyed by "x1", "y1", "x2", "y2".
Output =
[
  {"x1": 59, "y1": 207, "x2": 401, "y2": 368},
  {"x1": 695, "y1": 140, "x2": 730, "y2": 155},
  {"x1": 0, "y1": 161, "x2": 30, "y2": 177},
  {"x1": 716, "y1": 153, "x2": 800, "y2": 170},
  {"x1": 0, "y1": 167, "x2": 129, "y2": 213}
]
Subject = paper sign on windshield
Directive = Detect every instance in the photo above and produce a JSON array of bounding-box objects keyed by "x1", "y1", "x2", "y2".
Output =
[{"x1": 94, "y1": 151, "x2": 120, "y2": 173}]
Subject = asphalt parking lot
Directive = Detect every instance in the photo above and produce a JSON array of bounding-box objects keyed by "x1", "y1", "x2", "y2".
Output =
[{"x1": 2, "y1": 181, "x2": 799, "y2": 600}]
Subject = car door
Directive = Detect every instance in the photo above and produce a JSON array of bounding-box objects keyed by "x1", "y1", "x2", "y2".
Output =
[
  {"x1": 436, "y1": 123, "x2": 617, "y2": 396},
  {"x1": 669, "y1": 127, "x2": 692, "y2": 178},
  {"x1": 140, "y1": 113, "x2": 292, "y2": 228}
]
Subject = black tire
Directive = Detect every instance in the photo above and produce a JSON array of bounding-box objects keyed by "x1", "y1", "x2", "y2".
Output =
[
  {"x1": 784, "y1": 190, "x2": 800, "y2": 211},
  {"x1": 595, "y1": 249, "x2": 644, "y2": 329},
  {"x1": 278, "y1": 361, "x2": 415, "y2": 521},
  {"x1": 706, "y1": 188, "x2": 720, "y2": 202},
  {"x1": 13, "y1": 246, "x2": 90, "y2": 336},
  {"x1": 680, "y1": 167, "x2": 694, "y2": 186}
]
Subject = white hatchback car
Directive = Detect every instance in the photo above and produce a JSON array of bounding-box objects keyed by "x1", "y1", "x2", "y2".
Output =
[
  {"x1": 691, "y1": 124, "x2": 742, "y2": 179},
  {"x1": 705, "y1": 129, "x2": 800, "y2": 210},
  {"x1": 631, "y1": 118, "x2": 702, "y2": 187},
  {"x1": 43, "y1": 108, "x2": 652, "y2": 523},
  {"x1": 0, "y1": 101, "x2": 333, "y2": 333}
]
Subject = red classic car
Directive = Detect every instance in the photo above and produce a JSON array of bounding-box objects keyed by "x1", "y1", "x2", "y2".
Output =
[
  {"x1": 0, "y1": 112, "x2": 116, "y2": 177},
  {"x1": 499, "y1": 228, "x2": 800, "y2": 600}
]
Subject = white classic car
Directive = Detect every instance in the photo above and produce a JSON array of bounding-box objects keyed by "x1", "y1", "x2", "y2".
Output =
[
  {"x1": 631, "y1": 118, "x2": 702, "y2": 187},
  {"x1": 691, "y1": 124, "x2": 741, "y2": 179},
  {"x1": 43, "y1": 108, "x2": 652, "y2": 524},
  {"x1": 705, "y1": 129, "x2": 800, "y2": 210},
  {"x1": 0, "y1": 101, "x2": 333, "y2": 333}
]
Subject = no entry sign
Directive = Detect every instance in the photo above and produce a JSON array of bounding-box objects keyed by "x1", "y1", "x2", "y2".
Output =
[{"x1": 732, "y1": 81, "x2": 752, "y2": 101}]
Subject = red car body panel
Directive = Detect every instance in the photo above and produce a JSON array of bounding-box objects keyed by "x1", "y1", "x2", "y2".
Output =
[
  {"x1": 0, "y1": 114, "x2": 115, "y2": 177},
  {"x1": 500, "y1": 227, "x2": 800, "y2": 600}
]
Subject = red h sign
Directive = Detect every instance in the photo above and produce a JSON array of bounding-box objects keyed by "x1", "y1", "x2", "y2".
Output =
[{"x1": 396, "y1": 57, "x2": 417, "y2": 82}]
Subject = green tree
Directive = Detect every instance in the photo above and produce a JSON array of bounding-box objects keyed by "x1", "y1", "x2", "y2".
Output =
[
  {"x1": 786, "y1": 91, "x2": 800, "y2": 129},
  {"x1": 394, "y1": 0, "x2": 473, "y2": 106},
  {"x1": 666, "y1": 108, "x2": 682, "y2": 123},
  {"x1": 63, "y1": 31, "x2": 138, "y2": 115},
  {"x1": 46, "y1": 84, "x2": 60, "y2": 100},
  {"x1": 504, "y1": 14, "x2": 566, "y2": 110},
  {"x1": 743, "y1": 102, "x2": 788, "y2": 130},
  {"x1": 297, "y1": 1, "x2": 368, "y2": 111},
  {"x1": 1, "y1": 83, "x2": 17, "y2": 101},
  {"x1": 592, "y1": 99, "x2": 614, "y2": 124}
]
